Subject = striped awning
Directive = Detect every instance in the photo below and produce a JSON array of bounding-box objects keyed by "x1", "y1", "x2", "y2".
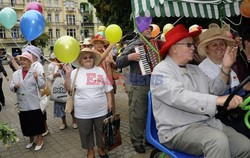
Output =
[{"x1": 131, "y1": 0, "x2": 242, "y2": 19}]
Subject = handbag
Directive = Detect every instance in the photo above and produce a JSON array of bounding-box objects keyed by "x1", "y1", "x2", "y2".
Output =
[
  {"x1": 65, "y1": 68, "x2": 80, "y2": 113},
  {"x1": 50, "y1": 76, "x2": 67, "y2": 103},
  {"x1": 37, "y1": 84, "x2": 49, "y2": 113},
  {"x1": 102, "y1": 112, "x2": 122, "y2": 151}
]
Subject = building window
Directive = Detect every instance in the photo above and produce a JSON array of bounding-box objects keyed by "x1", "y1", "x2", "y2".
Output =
[
  {"x1": 0, "y1": 29, "x2": 6, "y2": 38},
  {"x1": 84, "y1": 29, "x2": 89, "y2": 38},
  {"x1": 49, "y1": 29, "x2": 53, "y2": 38},
  {"x1": 47, "y1": 14, "x2": 52, "y2": 22},
  {"x1": 54, "y1": 0, "x2": 58, "y2": 7},
  {"x1": 46, "y1": 0, "x2": 51, "y2": 6},
  {"x1": 30, "y1": 0, "x2": 37, "y2": 2},
  {"x1": 56, "y1": 29, "x2": 60, "y2": 38},
  {"x1": 67, "y1": 29, "x2": 75, "y2": 38},
  {"x1": 0, "y1": 0, "x2": 3, "y2": 4},
  {"x1": 55, "y1": 14, "x2": 59, "y2": 22},
  {"x1": 65, "y1": 1, "x2": 74, "y2": 8},
  {"x1": 66, "y1": 15, "x2": 75, "y2": 25},
  {"x1": 12, "y1": 29, "x2": 19, "y2": 39}
]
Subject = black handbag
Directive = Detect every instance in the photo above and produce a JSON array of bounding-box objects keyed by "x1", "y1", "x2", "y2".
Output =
[{"x1": 102, "y1": 112, "x2": 122, "y2": 151}]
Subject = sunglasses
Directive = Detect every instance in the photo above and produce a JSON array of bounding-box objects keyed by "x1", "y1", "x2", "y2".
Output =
[
  {"x1": 175, "y1": 43, "x2": 195, "y2": 48},
  {"x1": 82, "y1": 56, "x2": 94, "y2": 60}
]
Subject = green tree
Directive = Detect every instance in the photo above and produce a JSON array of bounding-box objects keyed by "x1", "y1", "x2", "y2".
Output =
[
  {"x1": 88, "y1": 0, "x2": 133, "y2": 34},
  {"x1": 31, "y1": 33, "x2": 50, "y2": 49}
]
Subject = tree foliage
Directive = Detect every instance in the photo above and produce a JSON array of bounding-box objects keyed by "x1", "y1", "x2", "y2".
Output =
[
  {"x1": 88, "y1": 0, "x2": 133, "y2": 34},
  {"x1": 31, "y1": 33, "x2": 50, "y2": 49}
]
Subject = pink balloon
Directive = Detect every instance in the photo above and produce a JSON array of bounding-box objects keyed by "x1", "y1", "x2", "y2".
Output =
[{"x1": 26, "y1": 2, "x2": 43, "y2": 14}]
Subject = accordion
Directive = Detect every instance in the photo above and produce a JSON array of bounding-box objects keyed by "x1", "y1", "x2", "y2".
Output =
[{"x1": 135, "y1": 40, "x2": 160, "y2": 75}]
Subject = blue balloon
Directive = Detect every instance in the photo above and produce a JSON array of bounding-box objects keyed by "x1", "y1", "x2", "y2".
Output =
[
  {"x1": 20, "y1": 10, "x2": 45, "y2": 42},
  {"x1": 97, "y1": 31, "x2": 105, "y2": 37}
]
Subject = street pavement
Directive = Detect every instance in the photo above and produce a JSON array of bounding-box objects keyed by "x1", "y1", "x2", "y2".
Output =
[{"x1": 0, "y1": 64, "x2": 152, "y2": 158}]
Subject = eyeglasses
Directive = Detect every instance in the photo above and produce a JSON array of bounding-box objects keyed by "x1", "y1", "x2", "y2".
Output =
[
  {"x1": 82, "y1": 56, "x2": 94, "y2": 60},
  {"x1": 175, "y1": 43, "x2": 195, "y2": 48}
]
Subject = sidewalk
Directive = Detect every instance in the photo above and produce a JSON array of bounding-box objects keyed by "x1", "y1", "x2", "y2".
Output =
[{"x1": 0, "y1": 65, "x2": 152, "y2": 158}]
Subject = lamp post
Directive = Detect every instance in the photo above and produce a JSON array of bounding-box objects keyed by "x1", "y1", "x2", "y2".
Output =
[{"x1": 80, "y1": 3, "x2": 84, "y2": 42}]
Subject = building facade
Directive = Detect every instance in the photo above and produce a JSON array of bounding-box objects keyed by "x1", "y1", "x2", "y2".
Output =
[{"x1": 0, "y1": 0, "x2": 102, "y2": 57}]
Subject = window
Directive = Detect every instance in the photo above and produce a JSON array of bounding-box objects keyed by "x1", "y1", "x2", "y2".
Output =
[
  {"x1": 46, "y1": 0, "x2": 51, "y2": 6},
  {"x1": 11, "y1": 0, "x2": 16, "y2": 5},
  {"x1": 65, "y1": 1, "x2": 74, "y2": 8},
  {"x1": 66, "y1": 15, "x2": 75, "y2": 25},
  {"x1": 47, "y1": 14, "x2": 52, "y2": 22},
  {"x1": 56, "y1": 29, "x2": 60, "y2": 38},
  {"x1": 30, "y1": 0, "x2": 37, "y2": 2},
  {"x1": 49, "y1": 29, "x2": 53, "y2": 38},
  {"x1": 12, "y1": 29, "x2": 19, "y2": 39},
  {"x1": 55, "y1": 14, "x2": 59, "y2": 22},
  {"x1": 67, "y1": 29, "x2": 75, "y2": 38},
  {"x1": 0, "y1": 29, "x2": 6, "y2": 38},
  {"x1": 54, "y1": 0, "x2": 58, "y2": 7},
  {"x1": 0, "y1": 0, "x2": 3, "y2": 4},
  {"x1": 84, "y1": 29, "x2": 89, "y2": 38}
]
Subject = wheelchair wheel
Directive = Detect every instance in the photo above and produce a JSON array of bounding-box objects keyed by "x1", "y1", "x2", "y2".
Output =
[{"x1": 150, "y1": 148, "x2": 169, "y2": 158}]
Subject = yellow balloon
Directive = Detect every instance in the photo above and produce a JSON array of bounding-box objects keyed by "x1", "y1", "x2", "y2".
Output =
[
  {"x1": 98, "y1": 26, "x2": 106, "y2": 32},
  {"x1": 54, "y1": 36, "x2": 80, "y2": 63},
  {"x1": 105, "y1": 24, "x2": 123, "y2": 43},
  {"x1": 163, "y1": 23, "x2": 174, "y2": 35}
]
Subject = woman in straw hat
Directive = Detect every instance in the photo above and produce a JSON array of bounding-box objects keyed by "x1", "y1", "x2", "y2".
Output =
[
  {"x1": 151, "y1": 24, "x2": 250, "y2": 157},
  {"x1": 10, "y1": 52, "x2": 46, "y2": 151},
  {"x1": 198, "y1": 23, "x2": 241, "y2": 94},
  {"x1": 64, "y1": 48, "x2": 113, "y2": 158},
  {"x1": 198, "y1": 24, "x2": 250, "y2": 139}
]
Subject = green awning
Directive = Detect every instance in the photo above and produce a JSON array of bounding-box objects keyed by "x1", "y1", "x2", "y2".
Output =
[{"x1": 131, "y1": 0, "x2": 242, "y2": 19}]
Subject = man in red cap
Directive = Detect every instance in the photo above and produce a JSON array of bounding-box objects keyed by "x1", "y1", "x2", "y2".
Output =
[
  {"x1": 116, "y1": 16, "x2": 153, "y2": 153},
  {"x1": 151, "y1": 24, "x2": 250, "y2": 157}
]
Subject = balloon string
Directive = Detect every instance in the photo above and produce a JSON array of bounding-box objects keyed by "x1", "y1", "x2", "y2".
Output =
[
  {"x1": 173, "y1": 17, "x2": 183, "y2": 26},
  {"x1": 6, "y1": 30, "x2": 22, "y2": 49}
]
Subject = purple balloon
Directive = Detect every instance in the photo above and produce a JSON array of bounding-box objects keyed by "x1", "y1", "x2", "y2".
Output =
[
  {"x1": 136, "y1": 16, "x2": 152, "y2": 33},
  {"x1": 26, "y1": 2, "x2": 43, "y2": 14}
]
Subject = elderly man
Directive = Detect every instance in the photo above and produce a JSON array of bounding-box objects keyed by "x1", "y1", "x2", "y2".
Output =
[
  {"x1": 151, "y1": 24, "x2": 250, "y2": 157},
  {"x1": 116, "y1": 16, "x2": 154, "y2": 153}
]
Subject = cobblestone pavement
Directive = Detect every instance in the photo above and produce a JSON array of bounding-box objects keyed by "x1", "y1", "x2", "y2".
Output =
[{"x1": 0, "y1": 64, "x2": 152, "y2": 158}]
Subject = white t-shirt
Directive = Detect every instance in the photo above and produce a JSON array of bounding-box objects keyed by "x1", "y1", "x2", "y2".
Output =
[
  {"x1": 199, "y1": 57, "x2": 239, "y2": 88},
  {"x1": 71, "y1": 66, "x2": 113, "y2": 119}
]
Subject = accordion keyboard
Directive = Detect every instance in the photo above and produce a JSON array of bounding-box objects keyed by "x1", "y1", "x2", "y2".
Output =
[{"x1": 135, "y1": 45, "x2": 151, "y2": 75}]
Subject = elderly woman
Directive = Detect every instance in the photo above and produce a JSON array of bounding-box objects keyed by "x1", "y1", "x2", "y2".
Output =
[
  {"x1": 198, "y1": 24, "x2": 250, "y2": 139},
  {"x1": 10, "y1": 52, "x2": 45, "y2": 151},
  {"x1": 198, "y1": 23, "x2": 241, "y2": 93},
  {"x1": 64, "y1": 48, "x2": 113, "y2": 158},
  {"x1": 151, "y1": 24, "x2": 250, "y2": 157}
]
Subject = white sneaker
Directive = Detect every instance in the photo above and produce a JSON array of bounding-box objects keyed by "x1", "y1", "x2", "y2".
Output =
[
  {"x1": 42, "y1": 130, "x2": 49, "y2": 137},
  {"x1": 34, "y1": 141, "x2": 43, "y2": 151},
  {"x1": 72, "y1": 123, "x2": 78, "y2": 129}
]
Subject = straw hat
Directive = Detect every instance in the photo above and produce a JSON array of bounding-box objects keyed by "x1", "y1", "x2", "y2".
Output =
[
  {"x1": 197, "y1": 23, "x2": 235, "y2": 57},
  {"x1": 17, "y1": 52, "x2": 33, "y2": 63},
  {"x1": 159, "y1": 24, "x2": 202, "y2": 59},
  {"x1": 74, "y1": 48, "x2": 101, "y2": 67},
  {"x1": 90, "y1": 34, "x2": 109, "y2": 45}
]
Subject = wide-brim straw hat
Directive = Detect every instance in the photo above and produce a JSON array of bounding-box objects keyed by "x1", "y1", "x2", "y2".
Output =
[
  {"x1": 198, "y1": 23, "x2": 235, "y2": 57},
  {"x1": 74, "y1": 48, "x2": 101, "y2": 67},
  {"x1": 90, "y1": 34, "x2": 109, "y2": 45}
]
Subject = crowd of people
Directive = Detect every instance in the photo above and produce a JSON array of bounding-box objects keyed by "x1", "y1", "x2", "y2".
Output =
[{"x1": 0, "y1": 18, "x2": 250, "y2": 158}]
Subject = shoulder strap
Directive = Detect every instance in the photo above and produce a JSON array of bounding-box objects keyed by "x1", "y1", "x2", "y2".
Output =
[{"x1": 71, "y1": 68, "x2": 80, "y2": 96}]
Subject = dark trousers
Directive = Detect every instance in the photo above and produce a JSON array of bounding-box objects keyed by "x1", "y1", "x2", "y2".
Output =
[{"x1": 0, "y1": 78, "x2": 5, "y2": 105}]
